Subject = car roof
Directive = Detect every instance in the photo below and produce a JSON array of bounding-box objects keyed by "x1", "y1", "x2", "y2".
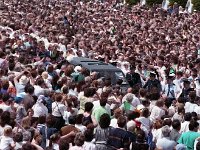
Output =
[{"x1": 70, "y1": 57, "x2": 122, "y2": 72}]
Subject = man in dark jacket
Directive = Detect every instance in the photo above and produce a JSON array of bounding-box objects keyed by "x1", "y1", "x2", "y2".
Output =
[
  {"x1": 126, "y1": 66, "x2": 142, "y2": 87},
  {"x1": 143, "y1": 71, "x2": 162, "y2": 93},
  {"x1": 179, "y1": 79, "x2": 194, "y2": 102},
  {"x1": 107, "y1": 116, "x2": 130, "y2": 150}
]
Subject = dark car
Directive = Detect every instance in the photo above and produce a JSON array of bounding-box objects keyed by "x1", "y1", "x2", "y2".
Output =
[{"x1": 69, "y1": 57, "x2": 129, "y2": 92}]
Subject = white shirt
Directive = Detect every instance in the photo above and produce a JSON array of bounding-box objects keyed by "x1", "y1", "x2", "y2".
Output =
[
  {"x1": 34, "y1": 85, "x2": 46, "y2": 97},
  {"x1": 194, "y1": 105, "x2": 200, "y2": 115},
  {"x1": 75, "y1": 124, "x2": 86, "y2": 133},
  {"x1": 152, "y1": 128, "x2": 163, "y2": 142},
  {"x1": 156, "y1": 137, "x2": 176, "y2": 150},
  {"x1": 32, "y1": 102, "x2": 48, "y2": 117},
  {"x1": 173, "y1": 77, "x2": 183, "y2": 88},
  {"x1": 14, "y1": 81, "x2": 25, "y2": 97},
  {"x1": 0, "y1": 136, "x2": 14, "y2": 150},
  {"x1": 185, "y1": 102, "x2": 198, "y2": 113},
  {"x1": 136, "y1": 117, "x2": 152, "y2": 136},
  {"x1": 69, "y1": 89, "x2": 78, "y2": 97},
  {"x1": 180, "y1": 121, "x2": 190, "y2": 133},
  {"x1": 150, "y1": 106, "x2": 165, "y2": 122},
  {"x1": 162, "y1": 84, "x2": 179, "y2": 98},
  {"x1": 44, "y1": 79, "x2": 52, "y2": 90},
  {"x1": 83, "y1": 141, "x2": 96, "y2": 150},
  {"x1": 63, "y1": 108, "x2": 78, "y2": 124},
  {"x1": 52, "y1": 102, "x2": 67, "y2": 117},
  {"x1": 0, "y1": 104, "x2": 12, "y2": 112},
  {"x1": 194, "y1": 78, "x2": 200, "y2": 97},
  {"x1": 110, "y1": 118, "x2": 118, "y2": 128},
  {"x1": 69, "y1": 146, "x2": 84, "y2": 150}
]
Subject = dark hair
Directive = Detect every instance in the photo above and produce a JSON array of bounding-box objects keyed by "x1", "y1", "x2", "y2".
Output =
[
  {"x1": 84, "y1": 102, "x2": 94, "y2": 112},
  {"x1": 117, "y1": 116, "x2": 127, "y2": 128},
  {"x1": 37, "y1": 68, "x2": 45, "y2": 75},
  {"x1": 141, "y1": 108, "x2": 149, "y2": 118},
  {"x1": 59, "y1": 139, "x2": 69, "y2": 150},
  {"x1": 9, "y1": 63, "x2": 15, "y2": 71},
  {"x1": 127, "y1": 111, "x2": 140, "y2": 121},
  {"x1": 141, "y1": 99, "x2": 150, "y2": 107},
  {"x1": 55, "y1": 93, "x2": 63, "y2": 102},
  {"x1": 172, "y1": 119, "x2": 181, "y2": 130},
  {"x1": 46, "y1": 115, "x2": 55, "y2": 128},
  {"x1": 68, "y1": 116, "x2": 76, "y2": 125},
  {"x1": 104, "y1": 79, "x2": 111, "y2": 87},
  {"x1": 196, "y1": 141, "x2": 200, "y2": 150},
  {"x1": 2, "y1": 93, "x2": 10, "y2": 102},
  {"x1": 84, "y1": 129, "x2": 94, "y2": 142},
  {"x1": 74, "y1": 132, "x2": 85, "y2": 146},
  {"x1": 177, "y1": 97, "x2": 185, "y2": 104},
  {"x1": 165, "y1": 98, "x2": 172, "y2": 108},
  {"x1": 13, "y1": 132, "x2": 23, "y2": 142},
  {"x1": 189, "y1": 91, "x2": 196, "y2": 103},
  {"x1": 22, "y1": 142, "x2": 37, "y2": 150},
  {"x1": 162, "y1": 118, "x2": 172, "y2": 126},
  {"x1": 139, "y1": 88, "x2": 147, "y2": 97},
  {"x1": 189, "y1": 121, "x2": 199, "y2": 131},
  {"x1": 99, "y1": 113, "x2": 110, "y2": 129},
  {"x1": 38, "y1": 116, "x2": 46, "y2": 124},
  {"x1": 75, "y1": 114, "x2": 83, "y2": 124},
  {"x1": 84, "y1": 88, "x2": 92, "y2": 97},
  {"x1": 191, "y1": 112, "x2": 198, "y2": 121},
  {"x1": 176, "y1": 71, "x2": 183, "y2": 76},
  {"x1": 24, "y1": 84, "x2": 35, "y2": 94},
  {"x1": 1, "y1": 80, "x2": 9, "y2": 90},
  {"x1": 62, "y1": 86, "x2": 69, "y2": 94},
  {"x1": 35, "y1": 78, "x2": 44, "y2": 86},
  {"x1": 177, "y1": 104, "x2": 185, "y2": 114},
  {"x1": 136, "y1": 129, "x2": 146, "y2": 143},
  {"x1": 30, "y1": 69, "x2": 37, "y2": 78},
  {"x1": 47, "y1": 65, "x2": 54, "y2": 73},
  {"x1": 100, "y1": 93, "x2": 108, "y2": 107},
  {"x1": 184, "y1": 112, "x2": 192, "y2": 121},
  {"x1": 0, "y1": 111, "x2": 11, "y2": 127}
]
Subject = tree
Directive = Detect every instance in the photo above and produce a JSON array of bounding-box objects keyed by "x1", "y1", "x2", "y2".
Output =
[
  {"x1": 125, "y1": 0, "x2": 140, "y2": 5},
  {"x1": 193, "y1": 0, "x2": 200, "y2": 11}
]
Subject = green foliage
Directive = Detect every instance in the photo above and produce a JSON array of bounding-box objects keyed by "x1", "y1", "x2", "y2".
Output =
[
  {"x1": 193, "y1": 0, "x2": 200, "y2": 11},
  {"x1": 125, "y1": 0, "x2": 140, "y2": 5},
  {"x1": 125, "y1": 0, "x2": 200, "y2": 11},
  {"x1": 169, "y1": 0, "x2": 187, "y2": 7},
  {"x1": 146, "y1": 0, "x2": 163, "y2": 6}
]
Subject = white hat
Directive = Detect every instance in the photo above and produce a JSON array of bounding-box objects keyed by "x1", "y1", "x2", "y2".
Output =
[{"x1": 74, "y1": 66, "x2": 82, "y2": 73}]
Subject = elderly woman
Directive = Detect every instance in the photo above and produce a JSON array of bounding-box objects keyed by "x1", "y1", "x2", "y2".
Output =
[{"x1": 120, "y1": 93, "x2": 136, "y2": 115}]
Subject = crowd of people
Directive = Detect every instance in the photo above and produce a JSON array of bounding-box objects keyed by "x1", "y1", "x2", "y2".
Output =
[{"x1": 0, "y1": 0, "x2": 200, "y2": 150}]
